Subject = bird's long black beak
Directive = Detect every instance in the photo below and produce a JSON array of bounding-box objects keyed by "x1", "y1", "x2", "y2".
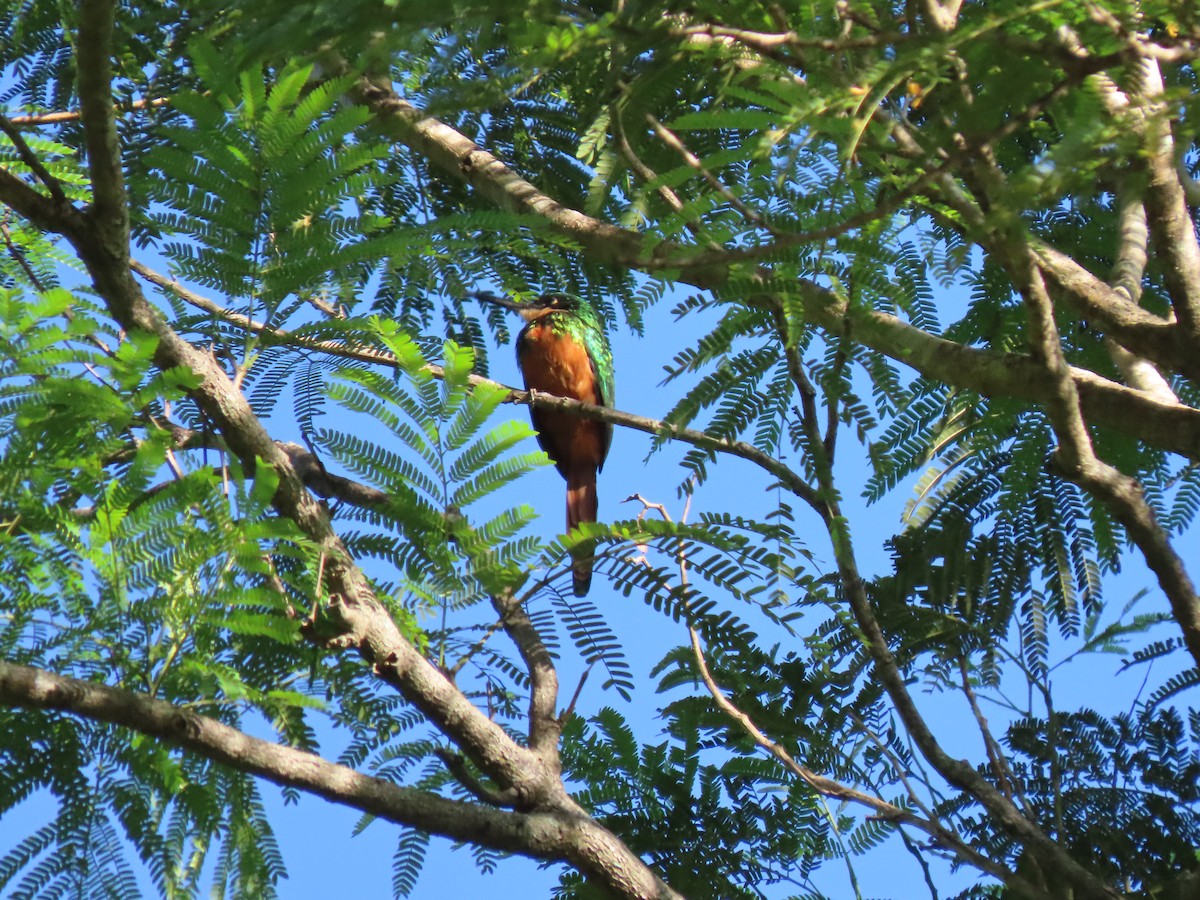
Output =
[{"x1": 470, "y1": 291, "x2": 528, "y2": 313}]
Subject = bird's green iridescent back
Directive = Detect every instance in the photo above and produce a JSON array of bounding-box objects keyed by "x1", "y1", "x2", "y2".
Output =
[{"x1": 529, "y1": 297, "x2": 614, "y2": 411}]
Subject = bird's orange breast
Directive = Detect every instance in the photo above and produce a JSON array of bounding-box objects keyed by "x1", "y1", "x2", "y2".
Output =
[{"x1": 518, "y1": 322, "x2": 601, "y2": 405}]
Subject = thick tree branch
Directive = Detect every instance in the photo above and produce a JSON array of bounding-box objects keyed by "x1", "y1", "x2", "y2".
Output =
[
  {"x1": 1138, "y1": 59, "x2": 1200, "y2": 346},
  {"x1": 0, "y1": 662, "x2": 682, "y2": 898},
  {"x1": 0, "y1": 165, "x2": 83, "y2": 234},
  {"x1": 1102, "y1": 195, "x2": 1179, "y2": 404},
  {"x1": 76, "y1": 0, "x2": 128, "y2": 233},
  {"x1": 674, "y1": 22, "x2": 909, "y2": 53},
  {"x1": 9, "y1": 33, "x2": 684, "y2": 899},
  {"x1": 1109, "y1": 191, "x2": 1149, "y2": 306},
  {"x1": 353, "y1": 78, "x2": 697, "y2": 278},
  {"x1": 810, "y1": 280, "x2": 1200, "y2": 460},
  {"x1": 1104, "y1": 338, "x2": 1179, "y2": 406},
  {"x1": 920, "y1": 0, "x2": 960, "y2": 33},
  {"x1": 491, "y1": 587, "x2": 560, "y2": 758},
  {"x1": 1034, "y1": 244, "x2": 1200, "y2": 385},
  {"x1": 1090, "y1": 56, "x2": 1200, "y2": 346},
  {"x1": 1012, "y1": 252, "x2": 1200, "y2": 672}
]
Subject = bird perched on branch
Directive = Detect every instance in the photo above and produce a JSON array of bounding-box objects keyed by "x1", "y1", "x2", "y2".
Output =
[{"x1": 474, "y1": 292, "x2": 613, "y2": 596}]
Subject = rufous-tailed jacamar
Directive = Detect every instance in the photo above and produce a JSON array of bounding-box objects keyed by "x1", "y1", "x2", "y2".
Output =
[{"x1": 475, "y1": 292, "x2": 613, "y2": 596}]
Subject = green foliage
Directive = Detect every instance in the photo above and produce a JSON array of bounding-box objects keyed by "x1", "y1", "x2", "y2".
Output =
[
  {"x1": 391, "y1": 828, "x2": 430, "y2": 898},
  {"x1": 319, "y1": 320, "x2": 548, "y2": 601},
  {"x1": 141, "y1": 56, "x2": 390, "y2": 313},
  {"x1": 0, "y1": 289, "x2": 304, "y2": 896},
  {"x1": 1, "y1": 0, "x2": 1199, "y2": 898},
  {"x1": 559, "y1": 706, "x2": 828, "y2": 899},
  {"x1": 989, "y1": 704, "x2": 1200, "y2": 892}
]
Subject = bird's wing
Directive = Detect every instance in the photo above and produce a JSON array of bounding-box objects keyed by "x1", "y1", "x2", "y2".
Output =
[{"x1": 584, "y1": 325, "x2": 615, "y2": 470}]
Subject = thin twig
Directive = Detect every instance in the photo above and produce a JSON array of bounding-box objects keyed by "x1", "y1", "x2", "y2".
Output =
[
  {"x1": 686, "y1": 623, "x2": 1009, "y2": 878},
  {"x1": 0, "y1": 114, "x2": 68, "y2": 205},
  {"x1": 6, "y1": 97, "x2": 169, "y2": 126},
  {"x1": 447, "y1": 620, "x2": 509, "y2": 679},
  {"x1": 845, "y1": 710, "x2": 941, "y2": 823},
  {"x1": 958, "y1": 658, "x2": 1030, "y2": 813},
  {"x1": 0, "y1": 217, "x2": 54, "y2": 298},
  {"x1": 659, "y1": 70, "x2": 1096, "y2": 272},
  {"x1": 646, "y1": 113, "x2": 774, "y2": 234},
  {"x1": 559, "y1": 664, "x2": 592, "y2": 723}
]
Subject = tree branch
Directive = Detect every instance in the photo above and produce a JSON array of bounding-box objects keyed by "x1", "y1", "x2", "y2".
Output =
[
  {"x1": 958, "y1": 658, "x2": 1029, "y2": 813},
  {"x1": 7, "y1": 97, "x2": 169, "y2": 126},
  {"x1": 645, "y1": 112, "x2": 773, "y2": 234},
  {"x1": 0, "y1": 115, "x2": 67, "y2": 205},
  {"x1": 1137, "y1": 57, "x2": 1200, "y2": 346},
  {"x1": 66, "y1": 23, "x2": 566, "y2": 831},
  {"x1": 687, "y1": 627, "x2": 1024, "y2": 886},
  {"x1": 1088, "y1": 55, "x2": 1200, "y2": 348},
  {"x1": 1102, "y1": 194, "x2": 1179, "y2": 404},
  {"x1": 76, "y1": 0, "x2": 128, "y2": 233},
  {"x1": 1034, "y1": 242, "x2": 1199, "y2": 385},
  {"x1": 1013, "y1": 250, "x2": 1200, "y2": 673},
  {"x1": 634, "y1": 493, "x2": 1027, "y2": 891},
  {"x1": 0, "y1": 661, "x2": 682, "y2": 897},
  {"x1": 0, "y1": 165, "x2": 84, "y2": 235},
  {"x1": 674, "y1": 22, "x2": 910, "y2": 53},
  {"x1": 490, "y1": 587, "x2": 560, "y2": 758},
  {"x1": 919, "y1": 0, "x2": 960, "y2": 33},
  {"x1": 276, "y1": 441, "x2": 390, "y2": 507},
  {"x1": 774, "y1": 235, "x2": 1128, "y2": 898}
]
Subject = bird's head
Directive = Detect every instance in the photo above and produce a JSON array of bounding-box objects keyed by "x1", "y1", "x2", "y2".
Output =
[{"x1": 472, "y1": 291, "x2": 584, "y2": 322}]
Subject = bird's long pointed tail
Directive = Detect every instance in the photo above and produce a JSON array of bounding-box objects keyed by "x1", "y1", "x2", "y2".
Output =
[{"x1": 566, "y1": 468, "x2": 598, "y2": 597}]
